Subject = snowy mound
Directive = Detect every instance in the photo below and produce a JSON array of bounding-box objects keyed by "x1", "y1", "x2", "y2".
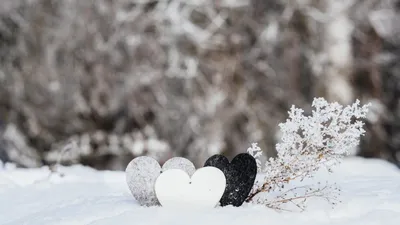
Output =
[{"x1": 1, "y1": 157, "x2": 400, "y2": 225}]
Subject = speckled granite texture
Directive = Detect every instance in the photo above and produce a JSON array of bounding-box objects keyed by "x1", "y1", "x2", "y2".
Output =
[
  {"x1": 204, "y1": 153, "x2": 257, "y2": 207},
  {"x1": 125, "y1": 156, "x2": 195, "y2": 206}
]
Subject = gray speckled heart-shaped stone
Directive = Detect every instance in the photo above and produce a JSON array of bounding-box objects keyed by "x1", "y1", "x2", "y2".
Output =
[
  {"x1": 162, "y1": 157, "x2": 196, "y2": 176},
  {"x1": 125, "y1": 156, "x2": 195, "y2": 206}
]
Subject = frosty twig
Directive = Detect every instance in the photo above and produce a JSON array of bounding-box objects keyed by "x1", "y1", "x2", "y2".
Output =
[{"x1": 247, "y1": 98, "x2": 370, "y2": 210}]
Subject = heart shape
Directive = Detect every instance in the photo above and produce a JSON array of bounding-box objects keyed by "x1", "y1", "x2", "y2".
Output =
[
  {"x1": 125, "y1": 156, "x2": 196, "y2": 206},
  {"x1": 204, "y1": 153, "x2": 257, "y2": 207},
  {"x1": 155, "y1": 167, "x2": 226, "y2": 209}
]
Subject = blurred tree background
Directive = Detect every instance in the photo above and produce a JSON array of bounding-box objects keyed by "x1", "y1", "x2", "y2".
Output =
[{"x1": 0, "y1": 0, "x2": 399, "y2": 170}]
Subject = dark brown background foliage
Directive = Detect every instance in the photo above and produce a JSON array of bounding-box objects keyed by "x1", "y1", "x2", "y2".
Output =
[{"x1": 0, "y1": 0, "x2": 399, "y2": 170}]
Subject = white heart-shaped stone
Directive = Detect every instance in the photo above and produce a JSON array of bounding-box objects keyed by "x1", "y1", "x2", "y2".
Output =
[
  {"x1": 155, "y1": 167, "x2": 226, "y2": 209},
  {"x1": 125, "y1": 156, "x2": 195, "y2": 206}
]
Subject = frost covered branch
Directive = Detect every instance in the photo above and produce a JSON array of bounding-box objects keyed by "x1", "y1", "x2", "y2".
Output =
[{"x1": 247, "y1": 98, "x2": 370, "y2": 210}]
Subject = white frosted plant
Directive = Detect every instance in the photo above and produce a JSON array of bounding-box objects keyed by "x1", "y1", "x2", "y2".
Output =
[
  {"x1": 247, "y1": 98, "x2": 371, "y2": 211},
  {"x1": 246, "y1": 143, "x2": 263, "y2": 172}
]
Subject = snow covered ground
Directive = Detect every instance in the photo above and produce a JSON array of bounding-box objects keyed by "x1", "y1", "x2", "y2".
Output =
[{"x1": 1, "y1": 157, "x2": 400, "y2": 225}]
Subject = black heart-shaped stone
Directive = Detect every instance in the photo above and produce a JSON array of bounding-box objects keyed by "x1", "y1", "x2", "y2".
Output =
[{"x1": 204, "y1": 153, "x2": 257, "y2": 207}]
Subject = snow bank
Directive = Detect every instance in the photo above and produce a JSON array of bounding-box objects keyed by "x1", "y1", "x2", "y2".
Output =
[{"x1": 1, "y1": 157, "x2": 400, "y2": 225}]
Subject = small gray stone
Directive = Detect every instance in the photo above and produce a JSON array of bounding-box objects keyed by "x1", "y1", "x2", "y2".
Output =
[
  {"x1": 162, "y1": 157, "x2": 196, "y2": 176},
  {"x1": 125, "y1": 156, "x2": 196, "y2": 206},
  {"x1": 125, "y1": 156, "x2": 161, "y2": 206}
]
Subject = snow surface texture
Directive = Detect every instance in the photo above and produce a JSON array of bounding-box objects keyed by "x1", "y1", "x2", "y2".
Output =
[{"x1": 1, "y1": 157, "x2": 400, "y2": 225}]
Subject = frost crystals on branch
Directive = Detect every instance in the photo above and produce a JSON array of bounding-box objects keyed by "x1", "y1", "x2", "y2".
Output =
[
  {"x1": 246, "y1": 98, "x2": 371, "y2": 211},
  {"x1": 246, "y1": 143, "x2": 262, "y2": 172}
]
